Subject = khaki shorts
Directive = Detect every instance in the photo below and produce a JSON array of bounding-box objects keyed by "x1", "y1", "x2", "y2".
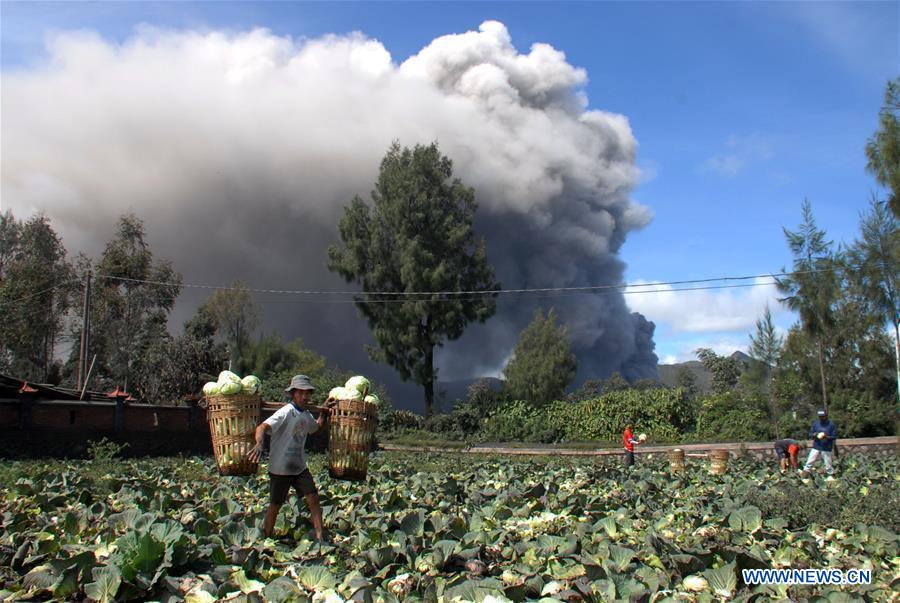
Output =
[{"x1": 269, "y1": 469, "x2": 317, "y2": 504}]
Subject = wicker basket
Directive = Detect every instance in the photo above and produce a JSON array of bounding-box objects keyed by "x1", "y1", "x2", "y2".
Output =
[
  {"x1": 668, "y1": 448, "x2": 686, "y2": 473},
  {"x1": 328, "y1": 398, "x2": 378, "y2": 481},
  {"x1": 709, "y1": 449, "x2": 729, "y2": 475},
  {"x1": 205, "y1": 393, "x2": 261, "y2": 476}
]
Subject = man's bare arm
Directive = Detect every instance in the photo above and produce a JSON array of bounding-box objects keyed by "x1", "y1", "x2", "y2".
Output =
[
  {"x1": 312, "y1": 408, "x2": 329, "y2": 433},
  {"x1": 248, "y1": 423, "x2": 271, "y2": 462}
]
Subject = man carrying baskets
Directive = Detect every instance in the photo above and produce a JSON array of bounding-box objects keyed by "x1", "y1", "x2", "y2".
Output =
[{"x1": 248, "y1": 375, "x2": 330, "y2": 541}]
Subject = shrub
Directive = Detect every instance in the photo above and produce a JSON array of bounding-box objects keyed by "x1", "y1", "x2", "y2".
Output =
[
  {"x1": 564, "y1": 379, "x2": 604, "y2": 403},
  {"x1": 423, "y1": 400, "x2": 487, "y2": 440},
  {"x1": 828, "y1": 390, "x2": 898, "y2": 437},
  {"x1": 377, "y1": 408, "x2": 424, "y2": 436},
  {"x1": 480, "y1": 400, "x2": 562, "y2": 443},
  {"x1": 549, "y1": 387, "x2": 693, "y2": 442},
  {"x1": 450, "y1": 400, "x2": 485, "y2": 437},
  {"x1": 465, "y1": 378, "x2": 509, "y2": 414},
  {"x1": 692, "y1": 392, "x2": 771, "y2": 442},
  {"x1": 424, "y1": 413, "x2": 459, "y2": 438},
  {"x1": 86, "y1": 437, "x2": 129, "y2": 462}
]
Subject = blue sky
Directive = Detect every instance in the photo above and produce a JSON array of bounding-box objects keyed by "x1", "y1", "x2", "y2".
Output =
[{"x1": 3, "y1": 1, "x2": 897, "y2": 365}]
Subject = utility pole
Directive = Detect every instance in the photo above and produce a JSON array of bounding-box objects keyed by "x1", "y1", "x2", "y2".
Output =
[{"x1": 76, "y1": 270, "x2": 92, "y2": 390}]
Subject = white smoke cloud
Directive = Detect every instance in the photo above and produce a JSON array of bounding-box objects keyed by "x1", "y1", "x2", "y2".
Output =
[
  {"x1": 625, "y1": 278, "x2": 785, "y2": 334},
  {"x1": 2, "y1": 21, "x2": 655, "y2": 396}
]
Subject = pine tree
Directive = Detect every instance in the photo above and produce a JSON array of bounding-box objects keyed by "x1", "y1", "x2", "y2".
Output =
[
  {"x1": 328, "y1": 142, "x2": 499, "y2": 417},
  {"x1": 865, "y1": 78, "x2": 900, "y2": 217},
  {"x1": 775, "y1": 200, "x2": 837, "y2": 411},
  {"x1": 695, "y1": 348, "x2": 740, "y2": 394},
  {"x1": 847, "y1": 198, "x2": 900, "y2": 402},
  {"x1": 748, "y1": 304, "x2": 784, "y2": 433},
  {"x1": 675, "y1": 366, "x2": 699, "y2": 398},
  {"x1": 504, "y1": 308, "x2": 578, "y2": 404}
]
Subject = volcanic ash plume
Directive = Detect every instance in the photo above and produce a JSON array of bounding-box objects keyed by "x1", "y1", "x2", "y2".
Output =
[{"x1": 1, "y1": 20, "x2": 658, "y2": 401}]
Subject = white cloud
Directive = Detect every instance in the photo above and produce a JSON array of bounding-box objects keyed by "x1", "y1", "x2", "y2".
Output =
[
  {"x1": 702, "y1": 154, "x2": 744, "y2": 178},
  {"x1": 657, "y1": 335, "x2": 753, "y2": 365},
  {"x1": 625, "y1": 277, "x2": 787, "y2": 334},
  {"x1": 701, "y1": 132, "x2": 773, "y2": 178}
]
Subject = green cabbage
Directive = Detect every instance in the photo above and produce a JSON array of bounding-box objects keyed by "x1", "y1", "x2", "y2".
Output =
[
  {"x1": 219, "y1": 381, "x2": 242, "y2": 395},
  {"x1": 364, "y1": 394, "x2": 380, "y2": 405},
  {"x1": 330, "y1": 386, "x2": 361, "y2": 401},
  {"x1": 217, "y1": 370, "x2": 241, "y2": 385},
  {"x1": 241, "y1": 375, "x2": 261, "y2": 395},
  {"x1": 202, "y1": 382, "x2": 220, "y2": 396},
  {"x1": 346, "y1": 388, "x2": 363, "y2": 401},
  {"x1": 345, "y1": 376, "x2": 371, "y2": 397}
]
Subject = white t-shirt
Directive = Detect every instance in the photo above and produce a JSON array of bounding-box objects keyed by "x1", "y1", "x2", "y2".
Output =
[{"x1": 264, "y1": 403, "x2": 318, "y2": 475}]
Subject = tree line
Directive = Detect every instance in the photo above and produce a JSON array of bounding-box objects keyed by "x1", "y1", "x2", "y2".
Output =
[{"x1": 0, "y1": 78, "x2": 897, "y2": 434}]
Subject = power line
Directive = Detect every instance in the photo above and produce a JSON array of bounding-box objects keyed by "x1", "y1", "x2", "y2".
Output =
[
  {"x1": 88, "y1": 262, "x2": 852, "y2": 299},
  {"x1": 248, "y1": 281, "x2": 777, "y2": 305},
  {"x1": 0, "y1": 259, "x2": 872, "y2": 310},
  {"x1": 0, "y1": 281, "x2": 75, "y2": 306}
]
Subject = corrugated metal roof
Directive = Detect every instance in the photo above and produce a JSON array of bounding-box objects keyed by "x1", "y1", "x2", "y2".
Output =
[{"x1": 0, "y1": 373, "x2": 109, "y2": 402}]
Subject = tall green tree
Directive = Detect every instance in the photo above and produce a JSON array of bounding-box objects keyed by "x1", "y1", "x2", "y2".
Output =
[
  {"x1": 675, "y1": 366, "x2": 699, "y2": 399},
  {"x1": 328, "y1": 141, "x2": 499, "y2": 417},
  {"x1": 132, "y1": 305, "x2": 228, "y2": 403},
  {"x1": 777, "y1": 282, "x2": 895, "y2": 437},
  {"x1": 847, "y1": 198, "x2": 900, "y2": 402},
  {"x1": 70, "y1": 214, "x2": 181, "y2": 392},
  {"x1": 775, "y1": 200, "x2": 838, "y2": 411},
  {"x1": 201, "y1": 280, "x2": 260, "y2": 370},
  {"x1": 241, "y1": 334, "x2": 326, "y2": 378},
  {"x1": 748, "y1": 304, "x2": 784, "y2": 434},
  {"x1": 865, "y1": 78, "x2": 900, "y2": 217},
  {"x1": 0, "y1": 212, "x2": 24, "y2": 373},
  {"x1": 695, "y1": 348, "x2": 740, "y2": 394},
  {"x1": 0, "y1": 213, "x2": 74, "y2": 382},
  {"x1": 504, "y1": 308, "x2": 578, "y2": 405},
  {"x1": 0, "y1": 211, "x2": 21, "y2": 278}
]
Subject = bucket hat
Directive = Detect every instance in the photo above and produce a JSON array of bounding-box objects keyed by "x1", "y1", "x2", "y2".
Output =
[{"x1": 285, "y1": 374, "x2": 316, "y2": 392}]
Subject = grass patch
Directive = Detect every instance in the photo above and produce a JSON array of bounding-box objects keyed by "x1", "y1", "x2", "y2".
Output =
[{"x1": 380, "y1": 431, "x2": 471, "y2": 449}]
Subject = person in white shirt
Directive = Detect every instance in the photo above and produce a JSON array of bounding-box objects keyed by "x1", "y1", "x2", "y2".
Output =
[{"x1": 248, "y1": 374, "x2": 330, "y2": 540}]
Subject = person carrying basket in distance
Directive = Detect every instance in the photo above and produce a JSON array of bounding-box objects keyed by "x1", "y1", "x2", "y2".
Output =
[{"x1": 248, "y1": 374, "x2": 332, "y2": 541}]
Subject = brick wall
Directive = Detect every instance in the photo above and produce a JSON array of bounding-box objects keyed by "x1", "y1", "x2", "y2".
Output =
[
  {"x1": 0, "y1": 399, "x2": 329, "y2": 458},
  {"x1": 30, "y1": 403, "x2": 115, "y2": 430}
]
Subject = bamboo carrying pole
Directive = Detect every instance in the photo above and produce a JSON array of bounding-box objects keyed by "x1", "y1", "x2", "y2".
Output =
[
  {"x1": 76, "y1": 271, "x2": 92, "y2": 390},
  {"x1": 80, "y1": 355, "x2": 97, "y2": 401}
]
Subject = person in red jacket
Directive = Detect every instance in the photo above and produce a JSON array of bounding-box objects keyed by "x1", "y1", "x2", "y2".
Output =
[{"x1": 623, "y1": 424, "x2": 642, "y2": 467}]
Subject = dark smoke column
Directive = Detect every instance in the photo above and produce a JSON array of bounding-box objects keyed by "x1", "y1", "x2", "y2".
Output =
[{"x1": 402, "y1": 21, "x2": 659, "y2": 382}]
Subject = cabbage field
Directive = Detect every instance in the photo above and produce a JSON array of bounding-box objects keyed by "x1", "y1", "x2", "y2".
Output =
[{"x1": 1, "y1": 452, "x2": 897, "y2": 602}]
